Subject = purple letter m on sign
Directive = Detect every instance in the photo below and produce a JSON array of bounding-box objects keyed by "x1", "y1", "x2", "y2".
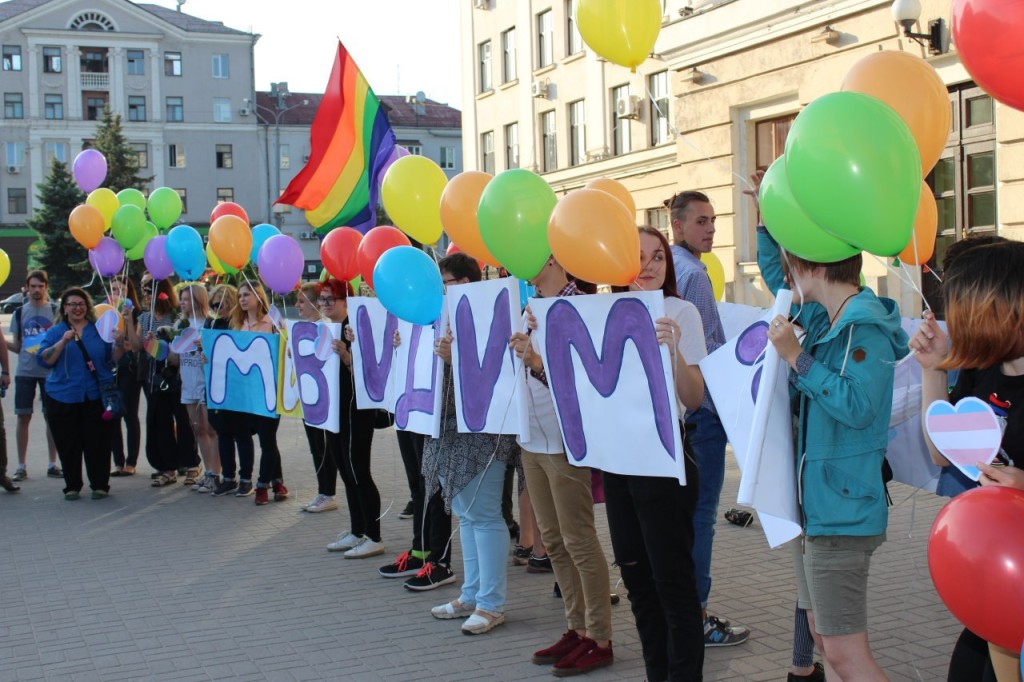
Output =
[{"x1": 545, "y1": 298, "x2": 676, "y2": 462}]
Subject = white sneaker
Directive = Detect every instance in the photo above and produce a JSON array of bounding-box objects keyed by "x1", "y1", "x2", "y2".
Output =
[
  {"x1": 327, "y1": 531, "x2": 363, "y2": 552},
  {"x1": 305, "y1": 494, "x2": 338, "y2": 513},
  {"x1": 344, "y1": 538, "x2": 385, "y2": 559},
  {"x1": 197, "y1": 475, "x2": 219, "y2": 493},
  {"x1": 191, "y1": 473, "x2": 211, "y2": 492}
]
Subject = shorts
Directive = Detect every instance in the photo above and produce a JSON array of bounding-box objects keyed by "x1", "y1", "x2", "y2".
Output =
[
  {"x1": 180, "y1": 384, "x2": 206, "y2": 405},
  {"x1": 14, "y1": 376, "x2": 48, "y2": 416},
  {"x1": 794, "y1": 534, "x2": 885, "y2": 636}
]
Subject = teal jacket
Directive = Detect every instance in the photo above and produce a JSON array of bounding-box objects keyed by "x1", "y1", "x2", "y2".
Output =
[{"x1": 758, "y1": 230, "x2": 909, "y2": 537}]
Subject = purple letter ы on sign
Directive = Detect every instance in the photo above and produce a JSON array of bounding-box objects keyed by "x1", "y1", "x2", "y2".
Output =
[{"x1": 394, "y1": 324, "x2": 440, "y2": 429}]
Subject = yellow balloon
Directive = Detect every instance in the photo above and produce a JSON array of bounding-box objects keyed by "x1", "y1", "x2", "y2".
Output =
[
  {"x1": 701, "y1": 251, "x2": 725, "y2": 301},
  {"x1": 381, "y1": 155, "x2": 448, "y2": 244},
  {"x1": 86, "y1": 188, "x2": 119, "y2": 230},
  {"x1": 0, "y1": 248, "x2": 9, "y2": 288},
  {"x1": 577, "y1": 0, "x2": 662, "y2": 72}
]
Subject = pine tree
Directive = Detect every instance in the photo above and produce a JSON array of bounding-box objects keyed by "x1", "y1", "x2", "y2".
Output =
[
  {"x1": 93, "y1": 106, "x2": 151, "y2": 191},
  {"x1": 28, "y1": 158, "x2": 89, "y2": 294}
]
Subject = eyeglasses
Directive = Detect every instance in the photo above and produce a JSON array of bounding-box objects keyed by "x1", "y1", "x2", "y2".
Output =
[
  {"x1": 141, "y1": 286, "x2": 153, "y2": 294},
  {"x1": 317, "y1": 297, "x2": 336, "y2": 305},
  {"x1": 211, "y1": 300, "x2": 224, "y2": 309},
  {"x1": 64, "y1": 302, "x2": 86, "y2": 309},
  {"x1": 442, "y1": 277, "x2": 458, "y2": 285}
]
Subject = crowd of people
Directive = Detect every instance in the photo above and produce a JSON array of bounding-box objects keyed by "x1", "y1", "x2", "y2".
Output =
[{"x1": 0, "y1": 183, "x2": 1021, "y2": 681}]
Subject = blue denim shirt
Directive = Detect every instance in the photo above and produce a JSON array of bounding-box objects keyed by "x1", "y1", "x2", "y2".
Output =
[
  {"x1": 38, "y1": 322, "x2": 115, "y2": 403},
  {"x1": 671, "y1": 244, "x2": 725, "y2": 415}
]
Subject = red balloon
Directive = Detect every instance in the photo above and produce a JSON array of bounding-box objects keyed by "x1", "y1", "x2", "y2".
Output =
[
  {"x1": 356, "y1": 226, "x2": 411, "y2": 290},
  {"x1": 445, "y1": 242, "x2": 486, "y2": 272},
  {"x1": 928, "y1": 485, "x2": 1024, "y2": 650},
  {"x1": 210, "y1": 202, "x2": 249, "y2": 226},
  {"x1": 953, "y1": 0, "x2": 1024, "y2": 111},
  {"x1": 320, "y1": 227, "x2": 363, "y2": 282}
]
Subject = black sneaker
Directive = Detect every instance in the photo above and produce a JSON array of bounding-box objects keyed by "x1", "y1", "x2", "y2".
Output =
[
  {"x1": 403, "y1": 561, "x2": 457, "y2": 591},
  {"x1": 379, "y1": 550, "x2": 424, "y2": 578},
  {"x1": 399, "y1": 501, "x2": 415, "y2": 519},
  {"x1": 234, "y1": 480, "x2": 254, "y2": 497},
  {"x1": 47, "y1": 466, "x2": 63, "y2": 478},
  {"x1": 788, "y1": 662, "x2": 825, "y2": 682},
  {"x1": 512, "y1": 544, "x2": 531, "y2": 566},
  {"x1": 211, "y1": 479, "x2": 239, "y2": 497},
  {"x1": 527, "y1": 554, "x2": 553, "y2": 573}
]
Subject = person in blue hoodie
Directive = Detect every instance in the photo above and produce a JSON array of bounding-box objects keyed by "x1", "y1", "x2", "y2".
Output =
[{"x1": 758, "y1": 224, "x2": 908, "y2": 682}]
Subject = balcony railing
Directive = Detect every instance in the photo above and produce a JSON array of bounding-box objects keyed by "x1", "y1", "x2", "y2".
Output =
[{"x1": 80, "y1": 72, "x2": 109, "y2": 89}]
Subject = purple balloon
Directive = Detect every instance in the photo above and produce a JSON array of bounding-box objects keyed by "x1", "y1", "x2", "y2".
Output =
[
  {"x1": 88, "y1": 237, "x2": 125, "y2": 278},
  {"x1": 73, "y1": 149, "x2": 107, "y2": 193},
  {"x1": 257, "y1": 234, "x2": 304, "y2": 295},
  {"x1": 143, "y1": 235, "x2": 174, "y2": 280}
]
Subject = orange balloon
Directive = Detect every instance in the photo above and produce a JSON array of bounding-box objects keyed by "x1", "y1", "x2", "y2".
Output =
[
  {"x1": 899, "y1": 182, "x2": 938, "y2": 265},
  {"x1": 585, "y1": 178, "x2": 637, "y2": 216},
  {"x1": 92, "y1": 303, "x2": 125, "y2": 334},
  {"x1": 841, "y1": 51, "x2": 952, "y2": 174},
  {"x1": 68, "y1": 204, "x2": 106, "y2": 249},
  {"x1": 208, "y1": 215, "x2": 252, "y2": 269},
  {"x1": 445, "y1": 242, "x2": 487, "y2": 272},
  {"x1": 439, "y1": 171, "x2": 501, "y2": 268},
  {"x1": 548, "y1": 189, "x2": 640, "y2": 285}
]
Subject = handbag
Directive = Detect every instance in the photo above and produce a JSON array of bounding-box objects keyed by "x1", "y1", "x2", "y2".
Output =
[
  {"x1": 75, "y1": 335, "x2": 123, "y2": 420},
  {"x1": 372, "y1": 408, "x2": 395, "y2": 429}
]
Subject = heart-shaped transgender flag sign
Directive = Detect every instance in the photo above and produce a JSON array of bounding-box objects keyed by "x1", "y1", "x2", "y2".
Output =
[{"x1": 924, "y1": 397, "x2": 1002, "y2": 481}]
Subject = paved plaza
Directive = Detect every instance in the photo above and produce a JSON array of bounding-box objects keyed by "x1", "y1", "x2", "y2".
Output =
[{"x1": 0, "y1": 407, "x2": 961, "y2": 681}]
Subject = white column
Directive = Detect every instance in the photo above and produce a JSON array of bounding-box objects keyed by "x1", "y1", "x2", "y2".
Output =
[
  {"x1": 149, "y1": 48, "x2": 161, "y2": 121},
  {"x1": 109, "y1": 47, "x2": 124, "y2": 114},
  {"x1": 68, "y1": 46, "x2": 81, "y2": 120},
  {"x1": 26, "y1": 45, "x2": 39, "y2": 118}
]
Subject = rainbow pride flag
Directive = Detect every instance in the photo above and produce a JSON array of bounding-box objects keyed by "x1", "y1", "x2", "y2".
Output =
[{"x1": 277, "y1": 42, "x2": 396, "y2": 235}]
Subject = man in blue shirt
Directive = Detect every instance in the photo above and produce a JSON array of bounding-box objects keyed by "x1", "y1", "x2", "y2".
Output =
[{"x1": 668, "y1": 191, "x2": 749, "y2": 647}]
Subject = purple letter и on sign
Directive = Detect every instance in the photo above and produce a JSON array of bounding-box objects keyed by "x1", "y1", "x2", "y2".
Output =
[
  {"x1": 355, "y1": 305, "x2": 398, "y2": 402},
  {"x1": 394, "y1": 324, "x2": 439, "y2": 429},
  {"x1": 545, "y1": 298, "x2": 675, "y2": 462},
  {"x1": 455, "y1": 287, "x2": 512, "y2": 432},
  {"x1": 290, "y1": 321, "x2": 329, "y2": 426}
]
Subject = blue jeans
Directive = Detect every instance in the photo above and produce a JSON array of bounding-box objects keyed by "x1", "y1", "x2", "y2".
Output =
[
  {"x1": 445, "y1": 461, "x2": 509, "y2": 614},
  {"x1": 687, "y1": 406, "x2": 727, "y2": 608}
]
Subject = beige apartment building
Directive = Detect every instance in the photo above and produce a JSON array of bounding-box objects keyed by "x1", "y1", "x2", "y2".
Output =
[{"x1": 460, "y1": 0, "x2": 1023, "y2": 315}]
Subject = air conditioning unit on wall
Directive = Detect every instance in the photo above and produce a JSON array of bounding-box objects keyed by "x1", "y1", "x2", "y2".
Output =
[
  {"x1": 531, "y1": 80, "x2": 549, "y2": 99},
  {"x1": 6, "y1": 165, "x2": 19, "y2": 174},
  {"x1": 616, "y1": 95, "x2": 642, "y2": 120},
  {"x1": 474, "y1": 0, "x2": 490, "y2": 8}
]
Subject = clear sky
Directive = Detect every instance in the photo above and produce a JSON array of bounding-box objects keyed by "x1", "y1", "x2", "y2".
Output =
[{"x1": 148, "y1": 0, "x2": 463, "y2": 107}]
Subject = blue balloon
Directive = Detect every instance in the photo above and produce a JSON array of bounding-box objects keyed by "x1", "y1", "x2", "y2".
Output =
[
  {"x1": 250, "y1": 223, "x2": 281, "y2": 264},
  {"x1": 165, "y1": 224, "x2": 204, "y2": 280},
  {"x1": 373, "y1": 246, "x2": 443, "y2": 326}
]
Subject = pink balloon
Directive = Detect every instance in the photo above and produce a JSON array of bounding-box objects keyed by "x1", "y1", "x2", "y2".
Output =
[
  {"x1": 257, "y1": 234, "x2": 304, "y2": 295},
  {"x1": 88, "y1": 236, "x2": 125, "y2": 278},
  {"x1": 143, "y1": 235, "x2": 174, "y2": 280},
  {"x1": 73, "y1": 149, "x2": 107, "y2": 193}
]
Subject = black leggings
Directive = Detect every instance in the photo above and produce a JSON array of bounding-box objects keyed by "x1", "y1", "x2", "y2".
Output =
[
  {"x1": 327, "y1": 410, "x2": 379, "y2": 541},
  {"x1": 947, "y1": 628, "x2": 996, "y2": 682},
  {"x1": 111, "y1": 367, "x2": 142, "y2": 468},
  {"x1": 214, "y1": 410, "x2": 255, "y2": 481},
  {"x1": 254, "y1": 415, "x2": 282, "y2": 485},
  {"x1": 305, "y1": 423, "x2": 336, "y2": 496}
]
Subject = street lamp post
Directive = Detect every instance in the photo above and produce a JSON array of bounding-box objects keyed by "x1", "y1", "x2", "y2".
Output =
[{"x1": 256, "y1": 82, "x2": 308, "y2": 227}]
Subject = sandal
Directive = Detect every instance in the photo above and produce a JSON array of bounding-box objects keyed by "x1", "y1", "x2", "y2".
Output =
[
  {"x1": 724, "y1": 508, "x2": 754, "y2": 528},
  {"x1": 183, "y1": 469, "x2": 201, "y2": 486},
  {"x1": 151, "y1": 473, "x2": 177, "y2": 487}
]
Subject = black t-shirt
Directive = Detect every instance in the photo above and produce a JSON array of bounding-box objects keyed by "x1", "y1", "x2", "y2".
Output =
[{"x1": 950, "y1": 365, "x2": 1024, "y2": 466}]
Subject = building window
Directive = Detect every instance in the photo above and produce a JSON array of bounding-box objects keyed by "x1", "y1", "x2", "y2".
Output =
[
  {"x1": 537, "y1": 10, "x2": 553, "y2": 68},
  {"x1": 478, "y1": 41, "x2": 492, "y2": 93},
  {"x1": 81, "y1": 48, "x2": 106, "y2": 74},
  {"x1": 44, "y1": 142, "x2": 67, "y2": 166},
  {"x1": 646, "y1": 207, "x2": 670, "y2": 240},
  {"x1": 174, "y1": 188, "x2": 187, "y2": 214},
  {"x1": 569, "y1": 100, "x2": 585, "y2": 167},
  {"x1": 216, "y1": 188, "x2": 234, "y2": 204},
  {"x1": 611, "y1": 85, "x2": 631, "y2": 155},
  {"x1": 504, "y1": 123, "x2": 519, "y2": 170},
  {"x1": 4, "y1": 93, "x2": 22, "y2": 119},
  {"x1": 649, "y1": 71, "x2": 670, "y2": 146},
  {"x1": 481, "y1": 131, "x2": 495, "y2": 174},
  {"x1": 7, "y1": 188, "x2": 26, "y2": 214},
  {"x1": 44, "y1": 94, "x2": 63, "y2": 120},
  {"x1": 84, "y1": 93, "x2": 107, "y2": 121},
  {"x1": 166, "y1": 96, "x2": 183, "y2": 122},
  {"x1": 405, "y1": 145, "x2": 423, "y2": 156},
  {"x1": 566, "y1": 1, "x2": 583, "y2": 55},
  {"x1": 213, "y1": 98, "x2": 231, "y2": 123},
  {"x1": 212, "y1": 53, "x2": 230, "y2": 79},
  {"x1": 439, "y1": 146, "x2": 456, "y2": 170},
  {"x1": 501, "y1": 28, "x2": 517, "y2": 84},
  {"x1": 755, "y1": 114, "x2": 796, "y2": 172},
  {"x1": 131, "y1": 142, "x2": 148, "y2": 169},
  {"x1": 164, "y1": 51, "x2": 181, "y2": 77},
  {"x1": 541, "y1": 110, "x2": 557, "y2": 172},
  {"x1": 42, "y1": 46, "x2": 61, "y2": 73},
  {"x1": 127, "y1": 96, "x2": 146, "y2": 122},
  {"x1": 126, "y1": 49, "x2": 145, "y2": 75},
  {"x1": 216, "y1": 144, "x2": 233, "y2": 169},
  {"x1": 2, "y1": 45, "x2": 21, "y2": 71},
  {"x1": 279, "y1": 143, "x2": 290, "y2": 169},
  {"x1": 6, "y1": 142, "x2": 25, "y2": 167},
  {"x1": 168, "y1": 144, "x2": 185, "y2": 168}
]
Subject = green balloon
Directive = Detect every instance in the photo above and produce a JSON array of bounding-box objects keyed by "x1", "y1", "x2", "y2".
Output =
[
  {"x1": 760, "y1": 157, "x2": 860, "y2": 263},
  {"x1": 784, "y1": 91, "x2": 921, "y2": 257},
  {"x1": 148, "y1": 186, "x2": 183, "y2": 230},
  {"x1": 111, "y1": 204, "x2": 147, "y2": 251},
  {"x1": 350, "y1": 275, "x2": 362, "y2": 294},
  {"x1": 125, "y1": 221, "x2": 158, "y2": 260},
  {"x1": 477, "y1": 169, "x2": 557, "y2": 280},
  {"x1": 117, "y1": 188, "x2": 146, "y2": 212}
]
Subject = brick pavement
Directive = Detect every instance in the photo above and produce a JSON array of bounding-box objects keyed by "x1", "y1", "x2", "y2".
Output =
[{"x1": 0, "y1": 411, "x2": 961, "y2": 681}]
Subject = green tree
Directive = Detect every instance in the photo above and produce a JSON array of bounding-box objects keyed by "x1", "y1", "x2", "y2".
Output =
[
  {"x1": 93, "y1": 106, "x2": 151, "y2": 191},
  {"x1": 28, "y1": 158, "x2": 89, "y2": 294}
]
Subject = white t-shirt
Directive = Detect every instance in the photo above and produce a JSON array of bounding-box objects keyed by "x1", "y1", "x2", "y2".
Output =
[
  {"x1": 517, "y1": 333, "x2": 565, "y2": 455},
  {"x1": 664, "y1": 296, "x2": 708, "y2": 415}
]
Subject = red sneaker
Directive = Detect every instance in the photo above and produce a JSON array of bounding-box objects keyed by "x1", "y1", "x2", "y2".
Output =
[
  {"x1": 552, "y1": 637, "x2": 613, "y2": 677},
  {"x1": 272, "y1": 481, "x2": 289, "y2": 502},
  {"x1": 532, "y1": 630, "x2": 583, "y2": 665},
  {"x1": 254, "y1": 487, "x2": 269, "y2": 506}
]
